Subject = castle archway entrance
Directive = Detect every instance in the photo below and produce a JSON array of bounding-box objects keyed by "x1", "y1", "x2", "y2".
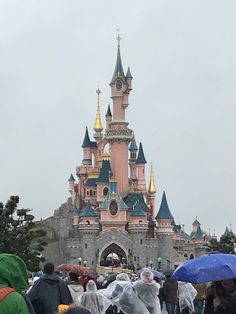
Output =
[{"x1": 99, "y1": 242, "x2": 128, "y2": 267}]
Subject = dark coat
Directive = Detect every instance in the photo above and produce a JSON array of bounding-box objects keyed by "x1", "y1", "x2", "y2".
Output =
[
  {"x1": 28, "y1": 273, "x2": 72, "y2": 314},
  {"x1": 204, "y1": 281, "x2": 236, "y2": 314},
  {"x1": 163, "y1": 278, "x2": 178, "y2": 304}
]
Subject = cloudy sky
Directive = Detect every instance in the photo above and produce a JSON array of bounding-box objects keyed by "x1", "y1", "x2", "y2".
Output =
[{"x1": 0, "y1": 0, "x2": 235, "y2": 236}]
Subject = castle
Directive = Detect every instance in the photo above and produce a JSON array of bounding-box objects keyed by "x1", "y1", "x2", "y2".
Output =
[{"x1": 42, "y1": 37, "x2": 210, "y2": 271}]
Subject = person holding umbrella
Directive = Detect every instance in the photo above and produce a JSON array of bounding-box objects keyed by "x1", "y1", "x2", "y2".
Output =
[{"x1": 204, "y1": 279, "x2": 236, "y2": 314}]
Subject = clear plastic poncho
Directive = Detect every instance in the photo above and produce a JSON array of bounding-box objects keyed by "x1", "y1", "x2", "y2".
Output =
[
  {"x1": 177, "y1": 281, "x2": 197, "y2": 312},
  {"x1": 101, "y1": 273, "x2": 131, "y2": 311},
  {"x1": 133, "y1": 268, "x2": 161, "y2": 314},
  {"x1": 118, "y1": 283, "x2": 149, "y2": 314},
  {"x1": 79, "y1": 280, "x2": 111, "y2": 314}
]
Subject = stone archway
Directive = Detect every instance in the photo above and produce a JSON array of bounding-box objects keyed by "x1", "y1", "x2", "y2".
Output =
[{"x1": 99, "y1": 241, "x2": 128, "y2": 266}]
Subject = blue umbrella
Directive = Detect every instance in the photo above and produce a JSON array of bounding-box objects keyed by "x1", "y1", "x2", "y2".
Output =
[{"x1": 171, "y1": 253, "x2": 236, "y2": 283}]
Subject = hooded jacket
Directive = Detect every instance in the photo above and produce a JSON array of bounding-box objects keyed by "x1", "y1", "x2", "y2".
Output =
[
  {"x1": 67, "y1": 282, "x2": 84, "y2": 303},
  {"x1": 0, "y1": 253, "x2": 30, "y2": 314},
  {"x1": 28, "y1": 273, "x2": 72, "y2": 314}
]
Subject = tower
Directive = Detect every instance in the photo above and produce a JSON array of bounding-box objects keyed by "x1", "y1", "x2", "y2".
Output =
[
  {"x1": 129, "y1": 136, "x2": 138, "y2": 181},
  {"x1": 136, "y1": 143, "x2": 147, "y2": 192},
  {"x1": 105, "y1": 34, "x2": 133, "y2": 194}
]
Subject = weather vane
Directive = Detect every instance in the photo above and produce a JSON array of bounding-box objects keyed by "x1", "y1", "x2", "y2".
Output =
[
  {"x1": 96, "y1": 87, "x2": 101, "y2": 104},
  {"x1": 116, "y1": 28, "x2": 121, "y2": 46}
]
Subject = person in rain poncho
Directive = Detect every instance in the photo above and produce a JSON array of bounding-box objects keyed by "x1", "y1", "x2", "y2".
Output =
[
  {"x1": 102, "y1": 273, "x2": 131, "y2": 313},
  {"x1": 133, "y1": 268, "x2": 161, "y2": 314},
  {"x1": 67, "y1": 272, "x2": 84, "y2": 303},
  {"x1": 0, "y1": 253, "x2": 31, "y2": 314},
  {"x1": 117, "y1": 283, "x2": 149, "y2": 314},
  {"x1": 177, "y1": 281, "x2": 197, "y2": 314},
  {"x1": 79, "y1": 280, "x2": 111, "y2": 314}
]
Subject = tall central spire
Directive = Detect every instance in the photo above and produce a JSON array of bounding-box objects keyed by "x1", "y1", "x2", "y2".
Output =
[
  {"x1": 93, "y1": 88, "x2": 103, "y2": 132},
  {"x1": 110, "y1": 31, "x2": 125, "y2": 85}
]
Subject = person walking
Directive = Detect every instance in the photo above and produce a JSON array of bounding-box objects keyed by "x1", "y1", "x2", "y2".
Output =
[
  {"x1": 192, "y1": 282, "x2": 206, "y2": 314},
  {"x1": 28, "y1": 262, "x2": 72, "y2": 314},
  {"x1": 204, "y1": 279, "x2": 236, "y2": 314},
  {"x1": 0, "y1": 253, "x2": 31, "y2": 314},
  {"x1": 133, "y1": 268, "x2": 161, "y2": 314},
  {"x1": 67, "y1": 272, "x2": 84, "y2": 303},
  {"x1": 163, "y1": 275, "x2": 178, "y2": 314}
]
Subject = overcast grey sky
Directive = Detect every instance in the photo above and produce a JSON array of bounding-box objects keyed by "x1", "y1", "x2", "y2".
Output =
[{"x1": 0, "y1": 0, "x2": 235, "y2": 236}]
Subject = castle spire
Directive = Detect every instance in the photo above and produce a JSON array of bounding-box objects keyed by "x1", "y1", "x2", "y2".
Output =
[
  {"x1": 148, "y1": 163, "x2": 157, "y2": 193},
  {"x1": 82, "y1": 127, "x2": 91, "y2": 148},
  {"x1": 156, "y1": 191, "x2": 174, "y2": 220},
  {"x1": 93, "y1": 88, "x2": 103, "y2": 133},
  {"x1": 110, "y1": 30, "x2": 125, "y2": 85},
  {"x1": 136, "y1": 143, "x2": 147, "y2": 164},
  {"x1": 105, "y1": 104, "x2": 112, "y2": 118}
]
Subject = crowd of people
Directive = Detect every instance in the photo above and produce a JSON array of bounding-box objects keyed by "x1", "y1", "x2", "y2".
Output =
[{"x1": 0, "y1": 253, "x2": 236, "y2": 314}]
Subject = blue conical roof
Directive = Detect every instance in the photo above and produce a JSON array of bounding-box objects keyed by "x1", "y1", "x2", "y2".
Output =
[
  {"x1": 81, "y1": 127, "x2": 97, "y2": 148},
  {"x1": 126, "y1": 67, "x2": 133, "y2": 79},
  {"x1": 110, "y1": 44, "x2": 125, "y2": 85},
  {"x1": 129, "y1": 137, "x2": 138, "y2": 151},
  {"x1": 97, "y1": 160, "x2": 112, "y2": 183},
  {"x1": 156, "y1": 191, "x2": 174, "y2": 220},
  {"x1": 68, "y1": 174, "x2": 75, "y2": 182},
  {"x1": 191, "y1": 225, "x2": 203, "y2": 239},
  {"x1": 71, "y1": 207, "x2": 80, "y2": 217},
  {"x1": 106, "y1": 104, "x2": 112, "y2": 117},
  {"x1": 136, "y1": 143, "x2": 147, "y2": 164},
  {"x1": 80, "y1": 203, "x2": 97, "y2": 217},
  {"x1": 82, "y1": 127, "x2": 91, "y2": 148},
  {"x1": 131, "y1": 202, "x2": 146, "y2": 217}
]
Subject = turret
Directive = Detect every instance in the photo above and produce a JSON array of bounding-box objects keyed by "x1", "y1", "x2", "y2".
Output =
[
  {"x1": 148, "y1": 163, "x2": 157, "y2": 217},
  {"x1": 155, "y1": 191, "x2": 174, "y2": 232},
  {"x1": 105, "y1": 104, "x2": 112, "y2": 129},
  {"x1": 81, "y1": 127, "x2": 97, "y2": 165},
  {"x1": 129, "y1": 136, "x2": 138, "y2": 181},
  {"x1": 106, "y1": 34, "x2": 133, "y2": 193},
  {"x1": 93, "y1": 88, "x2": 103, "y2": 141},
  {"x1": 136, "y1": 143, "x2": 147, "y2": 192},
  {"x1": 125, "y1": 67, "x2": 133, "y2": 90},
  {"x1": 68, "y1": 173, "x2": 75, "y2": 192}
]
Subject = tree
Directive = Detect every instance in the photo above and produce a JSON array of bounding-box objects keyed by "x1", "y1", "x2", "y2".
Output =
[
  {"x1": 0, "y1": 195, "x2": 47, "y2": 271},
  {"x1": 205, "y1": 234, "x2": 236, "y2": 254}
]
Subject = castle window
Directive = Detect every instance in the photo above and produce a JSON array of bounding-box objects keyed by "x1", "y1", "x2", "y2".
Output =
[
  {"x1": 137, "y1": 256, "x2": 139, "y2": 262},
  {"x1": 103, "y1": 187, "x2": 109, "y2": 196},
  {"x1": 93, "y1": 190, "x2": 96, "y2": 196},
  {"x1": 86, "y1": 221, "x2": 90, "y2": 225},
  {"x1": 92, "y1": 260, "x2": 94, "y2": 266},
  {"x1": 85, "y1": 243, "x2": 87, "y2": 249},
  {"x1": 87, "y1": 191, "x2": 89, "y2": 196},
  {"x1": 139, "y1": 220, "x2": 143, "y2": 224},
  {"x1": 134, "y1": 256, "x2": 136, "y2": 262},
  {"x1": 140, "y1": 239, "x2": 143, "y2": 245},
  {"x1": 90, "y1": 190, "x2": 93, "y2": 196}
]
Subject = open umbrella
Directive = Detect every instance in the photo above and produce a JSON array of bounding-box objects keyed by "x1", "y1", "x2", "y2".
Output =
[
  {"x1": 171, "y1": 253, "x2": 236, "y2": 283},
  {"x1": 56, "y1": 263, "x2": 95, "y2": 278}
]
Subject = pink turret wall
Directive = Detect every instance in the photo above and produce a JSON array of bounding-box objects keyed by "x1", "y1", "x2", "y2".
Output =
[
  {"x1": 137, "y1": 164, "x2": 146, "y2": 192},
  {"x1": 112, "y1": 96, "x2": 125, "y2": 120},
  {"x1": 110, "y1": 142, "x2": 129, "y2": 193}
]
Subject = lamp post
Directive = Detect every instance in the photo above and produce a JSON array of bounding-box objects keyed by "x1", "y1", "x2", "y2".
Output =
[
  {"x1": 83, "y1": 260, "x2": 87, "y2": 267},
  {"x1": 149, "y1": 260, "x2": 153, "y2": 269},
  {"x1": 78, "y1": 257, "x2": 82, "y2": 266},
  {"x1": 157, "y1": 257, "x2": 162, "y2": 270}
]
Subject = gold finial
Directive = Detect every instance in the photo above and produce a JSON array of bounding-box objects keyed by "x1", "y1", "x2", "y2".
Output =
[
  {"x1": 148, "y1": 162, "x2": 157, "y2": 193},
  {"x1": 102, "y1": 152, "x2": 111, "y2": 161},
  {"x1": 94, "y1": 88, "x2": 103, "y2": 132},
  {"x1": 116, "y1": 28, "x2": 121, "y2": 47}
]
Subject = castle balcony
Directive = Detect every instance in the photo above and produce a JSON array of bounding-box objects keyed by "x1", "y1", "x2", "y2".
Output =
[
  {"x1": 78, "y1": 222, "x2": 100, "y2": 233},
  {"x1": 128, "y1": 222, "x2": 149, "y2": 233},
  {"x1": 105, "y1": 128, "x2": 133, "y2": 142}
]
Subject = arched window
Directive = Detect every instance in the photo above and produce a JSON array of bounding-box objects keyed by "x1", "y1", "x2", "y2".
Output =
[
  {"x1": 103, "y1": 187, "x2": 109, "y2": 196},
  {"x1": 184, "y1": 253, "x2": 188, "y2": 260},
  {"x1": 190, "y1": 253, "x2": 194, "y2": 259},
  {"x1": 90, "y1": 190, "x2": 93, "y2": 196}
]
